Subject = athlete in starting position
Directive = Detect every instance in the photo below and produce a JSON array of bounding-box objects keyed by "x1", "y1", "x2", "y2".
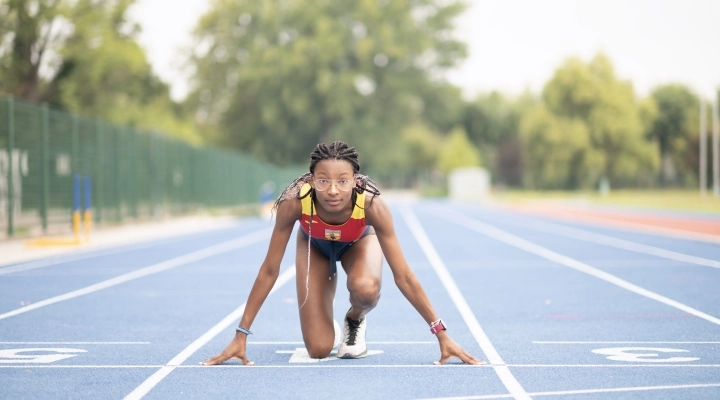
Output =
[{"x1": 202, "y1": 141, "x2": 483, "y2": 365}]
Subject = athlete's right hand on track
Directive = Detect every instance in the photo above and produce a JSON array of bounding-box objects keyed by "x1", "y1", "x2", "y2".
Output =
[{"x1": 200, "y1": 333, "x2": 254, "y2": 366}]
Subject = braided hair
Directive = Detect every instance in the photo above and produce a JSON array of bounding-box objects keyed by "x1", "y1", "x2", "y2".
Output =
[
  {"x1": 273, "y1": 141, "x2": 381, "y2": 308},
  {"x1": 272, "y1": 141, "x2": 381, "y2": 213}
]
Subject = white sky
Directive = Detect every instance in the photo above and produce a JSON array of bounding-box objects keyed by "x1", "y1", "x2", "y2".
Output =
[{"x1": 128, "y1": 0, "x2": 720, "y2": 102}]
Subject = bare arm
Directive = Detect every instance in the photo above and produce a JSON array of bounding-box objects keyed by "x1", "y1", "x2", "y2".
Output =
[
  {"x1": 202, "y1": 198, "x2": 300, "y2": 366},
  {"x1": 366, "y1": 196, "x2": 482, "y2": 365},
  {"x1": 238, "y1": 199, "x2": 299, "y2": 330},
  {"x1": 365, "y1": 196, "x2": 439, "y2": 323}
]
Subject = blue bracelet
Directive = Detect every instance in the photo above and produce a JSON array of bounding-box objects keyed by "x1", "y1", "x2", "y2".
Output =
[{"x1": 236, "y1": 327, "x2": 253, "y2": 335}]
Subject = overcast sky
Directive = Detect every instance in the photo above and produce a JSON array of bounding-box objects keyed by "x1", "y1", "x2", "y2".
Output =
[{"x1": 128, "y1": 0, "x2": 720, "y2": 102}]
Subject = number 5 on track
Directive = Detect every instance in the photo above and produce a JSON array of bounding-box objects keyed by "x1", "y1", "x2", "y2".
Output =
[{"x1": 592, "y1": 347, "x2": 699, "y2": 363}]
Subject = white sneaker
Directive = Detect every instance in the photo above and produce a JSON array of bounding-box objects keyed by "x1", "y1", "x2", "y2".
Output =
[
  {"x1": 333, "y1": 319, "x2": 342, "y2": 348},
  {"x1": 337, "y1": 311, "x2": 367, "y2": 359}
]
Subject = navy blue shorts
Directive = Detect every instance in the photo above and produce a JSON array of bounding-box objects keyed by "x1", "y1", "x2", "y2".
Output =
[{"x1": 300, "y1": 226, "x2": 371, "y2": 278}]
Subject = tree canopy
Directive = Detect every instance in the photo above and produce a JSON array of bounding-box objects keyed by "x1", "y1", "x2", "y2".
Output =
[
  {"x1": 520, "y1": 54, "x2": 659, "y2": 189},
  {"x1": 186, "y1": 0, "x2": 467, "y2": 172},
  {"x1": 437, "y1": 126, "x2": 481, "y2": 175},
  {"x1": 0, "y1": 0, "x2": 199, "y2": 142},
  {"x1": 1, "y1": 2, "x2": 710, "y2": 191},
  {"x1": 648, "y1": 84, "x2": 699, "y2": 185}
]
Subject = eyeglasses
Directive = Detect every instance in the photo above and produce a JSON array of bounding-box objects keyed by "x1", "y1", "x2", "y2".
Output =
[{"x1": 313, "y1": 177, "x2": 355, "y2": 192}]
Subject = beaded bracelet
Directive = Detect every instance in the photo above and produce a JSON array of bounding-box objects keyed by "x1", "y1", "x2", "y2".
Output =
[{"x1": 236, "y1": 327, "x2": 253, "y2": 335}]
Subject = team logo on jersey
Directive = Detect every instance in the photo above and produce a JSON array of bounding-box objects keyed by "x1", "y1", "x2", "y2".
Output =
[{"x1": 325, "y1": 229, "x2": 341, "y2": 241}]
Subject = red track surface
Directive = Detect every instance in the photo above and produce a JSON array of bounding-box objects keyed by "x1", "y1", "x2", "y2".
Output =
[{"x1": 500, "y1": 203, "x2": 720, "y2": 241}]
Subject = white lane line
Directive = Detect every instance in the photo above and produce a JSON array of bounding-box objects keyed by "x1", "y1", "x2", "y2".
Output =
[
  {"x1": 508, "y1": 365, "x2": 720, "y2": 367},
  {"x1": 534, "y1": 341, "x2": 720, "y2": 344},
  {"x1": 421, "y1": 382, "x2": 720, "y2": 400},
  {"x1": 0, "y1": 228, "x2": 271, "y2": 321},
  {"x1": 123, "y1": 265, "x2": 296, "y2": 400},
  {"x1": 0, "y1": 342, "x2": 150, "y2": 345},
  {"x1": 247, "y1": 341, "x2": 436, "y2": 345},
  {"x1": 247, "y1": 341, "x2": 305, "y2": 345},
  {"x1": 364, "y1": 341, "x2": 436, "y2": 344},
  {"x1": 3, "y1": 364, "x2": 720, "y2": 369},
  {"x1": 435, "y1": 208, "x2": 720, "y2": 327},
  {"x1": 463, "y1": 211, "x2": 720, "y2": 270},
  {"x1": 0, "y1": 228, "x2": 239, "y2": 275},
  {"x1": 0, "y1": 365, "x2": 164, "y2": 368},
  {"x1": 0, "y1": 364, "x2": 485, "y2": 369},
  {"x1": 400, "y1": 208, "x2": 530, "y2": 400}
]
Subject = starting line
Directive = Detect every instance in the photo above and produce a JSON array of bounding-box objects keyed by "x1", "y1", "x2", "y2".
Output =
[
  {"x1": 2, "y1": 364, "x2": 720, "y2": 369},
  {"x1": 421, "y1": 382, "x2": 720, "y2": 400}
]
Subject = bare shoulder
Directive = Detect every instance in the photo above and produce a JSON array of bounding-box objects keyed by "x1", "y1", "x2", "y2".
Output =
[
  {"x1": 363, "y1": 193, "x2": 393, "y2": 229},
  {"x1": 274, "y1": 195, "x2": 302, "y2": 229}
]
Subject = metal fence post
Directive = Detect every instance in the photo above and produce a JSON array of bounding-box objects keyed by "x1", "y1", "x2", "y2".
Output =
[
  {"x1": 71, "y1": 113, "x2": 79, "y2": 221},
  {"x1": 41, "y1": 103, "x2": 49, "y2": 232},
  {"x1": 95, "y1": 120, "x2": 103, "y2": 223},
  {"x1": 129, "y1": 127, "x2": 137, "y2": 219},
  {"x1": 6, "y1": 97, "x2": 14, "y2": 237},
  {"x1": 115, "y1": 127, "x2": 123, "y2": 222}
]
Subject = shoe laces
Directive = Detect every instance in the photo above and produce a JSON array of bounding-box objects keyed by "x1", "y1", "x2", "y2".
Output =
[{"x1": 344, "y1": 316, "x2": 363, "y2": 346}]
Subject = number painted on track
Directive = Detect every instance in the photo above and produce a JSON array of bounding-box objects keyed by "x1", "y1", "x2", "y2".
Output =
[
  {"x1": 591, "y1": 347, "x2": 699, "y2": 363},
  {"x1": 0, "y1": 348, "x2": 87, "y2": 363}
]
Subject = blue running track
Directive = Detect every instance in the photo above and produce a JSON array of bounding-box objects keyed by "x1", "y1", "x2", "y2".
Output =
[{"x1": 1, "y1": 201, "x2": 719, "y2": 399}]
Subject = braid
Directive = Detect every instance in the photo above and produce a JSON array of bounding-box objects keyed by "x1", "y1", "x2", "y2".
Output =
[
  {"x1": 309, "y1": 141, "x2": 360, "y2": 174},
  {"x1": 273, "y1": 141, "x2": 372, "y2": 214},
  {"x1": 354, "y1": 174, "x2": 381, "y2": 209},
  {"x1": 271, "y1": 172, "x2": 312, "y2": 215}
]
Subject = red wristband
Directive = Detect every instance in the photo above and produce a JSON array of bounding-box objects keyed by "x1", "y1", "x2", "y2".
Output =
[{"x1": 429, "y1": 319, "x2": 447, "y2": 334}]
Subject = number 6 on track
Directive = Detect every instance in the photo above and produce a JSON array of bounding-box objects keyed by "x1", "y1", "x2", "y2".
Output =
[{"x1": 0, "y1": 348, "x2": 87, "y2": 363}]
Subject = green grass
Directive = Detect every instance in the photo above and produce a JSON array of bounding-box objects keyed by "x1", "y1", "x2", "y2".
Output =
[
  {"x1": 419, "y1": 185, "x2": 448, "y2": 198},
  {"x1": 491, "y1": 189, "x2": 720, "y2": 215}
]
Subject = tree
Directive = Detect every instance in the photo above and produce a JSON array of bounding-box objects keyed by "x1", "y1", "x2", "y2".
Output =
[
  {"x1": 437, "y1": 126, "x2": 481, "y2": 175},
  {"x1": 47, "y1": 0, "x2": 201, "y2": 142},
  {"x1": 415, "y1": 81, "x2": 465, "y2": 134},
  {"x1": 647, "y1": 84, "x2": 698, "y2": 185},
  {"x1": 462, "y1": 91, "x2": 533, "y2": 187},
  {"x1": 0, "y1": 0, "x2": 67, "y2": 101},
  {"x1": 186, "y1": 0, "x2": 467, "y2": 170},
  {"x1": 394, "y1": 121, "x2": 443, "y2": 184},
  {"x1": 519, "y1": 104, "x2": 594, "y2": 188},
  {"x1": 0, "y1": 0, "x2": 199, "y2": 142},
  {"x1": 524, "y1": 53, "x2": 659, "y2": 189}
]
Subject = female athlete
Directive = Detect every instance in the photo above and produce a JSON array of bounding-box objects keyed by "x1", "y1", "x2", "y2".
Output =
[{"x1": 202, "y1": 141, "x2": 483, "y2": 365}]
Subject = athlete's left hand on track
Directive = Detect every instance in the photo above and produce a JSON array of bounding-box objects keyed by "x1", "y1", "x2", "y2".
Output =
[{"x1": 435, "y1": 335, "x2": 486, "y2": 365}]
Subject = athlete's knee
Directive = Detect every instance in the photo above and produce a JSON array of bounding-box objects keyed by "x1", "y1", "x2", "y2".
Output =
[
  {"x1": 348, "y1": 277, "x2": 381, "y2": 307},
  {"x1": 306, "y1": 342, "x2": 333, "y2": 359}
]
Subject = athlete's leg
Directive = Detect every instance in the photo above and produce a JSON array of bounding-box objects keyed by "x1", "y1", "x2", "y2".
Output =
[
  {"x1": 296, "y1": 230, "x2": 337, "y2": 358},
  {"x1": 340, "y1": 228, "x2": 383, "y2": 320},
  {"x1": 335, "y1": 229, "x2": 383, "y2": 358}
]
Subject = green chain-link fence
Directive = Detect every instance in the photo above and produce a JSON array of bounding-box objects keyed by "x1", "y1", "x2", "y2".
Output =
[{"x1": 0, "y1": 97, "x2": 305, "y2": 239}]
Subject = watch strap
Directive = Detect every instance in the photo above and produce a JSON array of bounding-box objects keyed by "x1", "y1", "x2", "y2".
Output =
[{"x1": 429, "y1": 319, "x2": 447, "y2": 334}]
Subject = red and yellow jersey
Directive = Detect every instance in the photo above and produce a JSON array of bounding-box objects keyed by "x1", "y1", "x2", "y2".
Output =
[{"x1": 298, "y1": 183, "x2": 366, "y2": 242}]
